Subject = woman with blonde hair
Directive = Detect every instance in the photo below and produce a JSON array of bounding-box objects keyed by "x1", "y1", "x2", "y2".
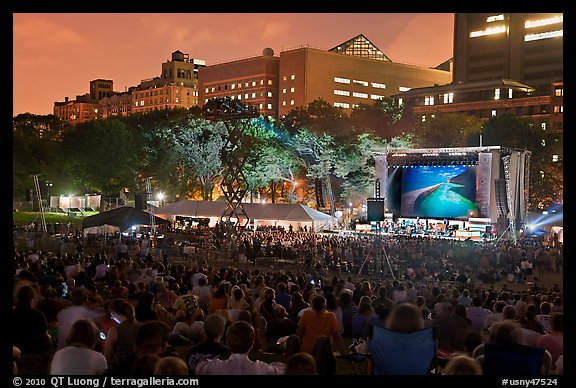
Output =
[{"x1": 442, "y1": 355, "x2": 482, "y2": 375}]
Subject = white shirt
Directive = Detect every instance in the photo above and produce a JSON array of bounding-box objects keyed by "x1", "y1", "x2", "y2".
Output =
[
  {"x1": 50, "y1": 346, "x2": 107, "y2": 375},
  {"x1": 195, "y1": 353, "x2": 285, "y2": 375}
]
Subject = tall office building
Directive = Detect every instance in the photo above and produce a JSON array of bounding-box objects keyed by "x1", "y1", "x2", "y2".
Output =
[{"x1": 453, "y1": 13, "x2": 563, "y2": 95}]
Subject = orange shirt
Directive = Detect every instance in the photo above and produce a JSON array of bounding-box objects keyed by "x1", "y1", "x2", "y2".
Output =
[
  {"x1": 209, "y1": 295, "x2": 229, "y2": 314},
  {"x1": 298, "y1": 310, "x2": 339, "y2": 353}
]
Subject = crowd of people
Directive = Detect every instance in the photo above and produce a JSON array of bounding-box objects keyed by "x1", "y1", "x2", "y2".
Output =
[{"x1": 12, "y1": 228, "x2": 563, "y2": 375}]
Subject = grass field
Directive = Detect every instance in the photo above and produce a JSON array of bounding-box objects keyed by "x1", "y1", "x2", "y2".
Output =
[{"x1": 12, "y1": 211, "x2": 92, "y2": 225}]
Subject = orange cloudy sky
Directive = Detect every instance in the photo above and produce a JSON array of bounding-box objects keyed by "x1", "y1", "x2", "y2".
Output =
[{"x1": 13, "y1": 13, "x2": 454, "y2": 116}]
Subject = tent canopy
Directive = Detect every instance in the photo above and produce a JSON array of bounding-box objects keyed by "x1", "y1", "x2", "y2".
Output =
[
  {"x1": 81, "y1": 206, "x2": 170, "y2": 232},
  {"x1": 155, "y1": 200, "x2": 335, "y2": 224}
]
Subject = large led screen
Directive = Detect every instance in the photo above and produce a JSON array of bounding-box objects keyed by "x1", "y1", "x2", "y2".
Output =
[{"x1": 400, "y1": 165, "x2": 478, "y2": 218}]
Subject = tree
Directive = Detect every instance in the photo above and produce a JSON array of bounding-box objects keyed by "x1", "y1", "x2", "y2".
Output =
[
  {"x1": 412, "y1": 112, "x2": 483, "y2": 148},
  {"x1": 58, "y1": 117, "x2": 141, "y2": 195},
  {"x1": 169, "y1": 118, "x2": 227, "y2": 201},
  {"x1": 349, "y1": 97, "x2": 404, "y2": 140},
  {"x1": 13, "y1": 113, "x2": 67, "y2": 200},
  {"x1": 481, "y1": 113, "x2": 562, "y2": 210},
  {"x1": 333, "y1": 133, "x2": 414, "y2": 206}
]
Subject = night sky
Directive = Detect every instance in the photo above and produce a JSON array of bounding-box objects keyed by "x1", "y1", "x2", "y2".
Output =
[{"x1": 13, "y1": 13, "x2": 454, "y2": 116}]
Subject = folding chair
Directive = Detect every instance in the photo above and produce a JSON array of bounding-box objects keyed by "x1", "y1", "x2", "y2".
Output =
[
  {"x1": 479, "y1": 343, "x2": 550, "y2": 376},
  {"x1": 369, "y1": 326, "x2": 437, "y2": 375}
]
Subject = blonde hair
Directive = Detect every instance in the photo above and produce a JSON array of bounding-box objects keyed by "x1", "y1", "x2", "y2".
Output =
[
  {"x1": 443, "y1": 355, "x2": 482, "y2": 375},
  {"x1": 154, "y1": 356, "x2": 188, "y2": 375}
]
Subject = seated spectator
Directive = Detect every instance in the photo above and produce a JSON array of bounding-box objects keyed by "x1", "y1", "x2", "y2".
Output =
[
  {"x1": 186, "y1": 313, "x2": 231, "y2": 375},
  {"x1": 442, "y1": 355, "x2": 482, "y2": 375},
  {"x1": 284, "y1": 352, "x2": 317, "y2": 375},
  {"x1": 50, "y1": 319, "x2": 107, "y2": 375},
  {"x1": 103, "y1": 298, "x2": 141, "y2": 363},
  {"x1": 154, "y1": 356, "x2": 188, "y2": 375},
  {"x1": 195, "y1": 321, "x2": 285, "y2": 374},
  {"x1": 266, "y1": 305, "x2": 298, "y2": 350},
  {"x1": 298, "y1": 295, "x2": 347, "y2": 355},
  {"x1": 12, "y1": 283, "x2": 52, "y2": 352},
  {"x1": 536, "y1": 312, "x2": 563, "y2": 371}
]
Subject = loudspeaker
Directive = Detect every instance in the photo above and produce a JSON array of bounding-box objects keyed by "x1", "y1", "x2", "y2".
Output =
[
  {"x1": 367, "y1": 197, "x2": 385, "y2": 222},
  {"x1": 494, "y1": 179, "x2": 508, "y2": 216},
  {"x1": 315, "y1": 179, "x2": 325, "y2": 208},
  {"x1": 134, "y1": 193, "x2": 147, "y2": 210}
]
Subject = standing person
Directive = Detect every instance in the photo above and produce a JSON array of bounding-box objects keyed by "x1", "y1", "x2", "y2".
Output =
[
  {"x1": 297, "y1": 295, "x2": 347, "y2": 355},
  {"x1": 50, "y1": 319, "x2": 107, "y2": 375}
]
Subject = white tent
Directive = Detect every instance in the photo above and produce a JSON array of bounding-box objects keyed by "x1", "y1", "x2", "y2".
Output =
[{"x1": 155, "y1": 200, "x2": 336, "y2": 232}]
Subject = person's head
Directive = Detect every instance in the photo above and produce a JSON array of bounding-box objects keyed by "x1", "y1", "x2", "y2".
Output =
[
  {"x1": 233, "y1": 287, "x2": 244, "y2": 301},
  {"x1": 462, "y1": 289, "x2": 470, "y2": 298},
  {"x1": 274, "y1": 305, "x2": 288, "y2": 319},
  {"x1": 203, "y1": 313, "x2": 227, "y2": 341},
  {"x1": 550, "y1": 312, "x2": 563, "y2": 332},
  {"x1": 489, "y1": 322, "x2": 517, "y2": 345},
  {"x1": 502, "y1": 305, "x2": 516, "y2": 320},
  {"x1": 539, "y1": 302, "x2": 551, "y2": 315},
  {"x1": 137, "y1": 292, "x2": 156, "y2": 309},
  {"x1": 386, "y1": 303, "x2": 424, "y2": 333},
  {"x1": 463, "y1": 331, "x2": 483, "y2": 355},
  {"x1": 339, "y1": 290, "x2": 352, "y2": 306},
  {"x1": 263, "y1": 287, "x2": 276, "y2": 302},
  {"x1": 154, "y1": 356, "x2": 188, "y2": 375},
  {"x1": 311, "y1": 295, "x2": 327, "y2": 312},
  {"x1": 109, "y1": 298, "x2": 135, "y2": 322},
  {"x1": 134, "y1": 320, "x2": 171, "y2": 356},
  {"x1": 493, "y1": 300, "x2": 507, "y2": 313},
  {"x1": 442, "y1": 355, "x2": 483, "y2": 375},
  {"x1": 66, "y1": 318, "x2": 100, "y2": 349},
  {"x1": 285, "y1": 352, "x2": 317, "y2": 375},
  {"x1": 14, "y1": 283, "x2": 37, "y2": 309},
  {"x1": 225, "y1": 321, "x2": 255, "y2": 354}
]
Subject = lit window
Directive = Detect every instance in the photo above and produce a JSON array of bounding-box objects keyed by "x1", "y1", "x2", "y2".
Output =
[
  {"x1": 424, "y1": 96, "x2": 435, "y2": 106},
  {"x1": 353, "y1": 80, "x2": 368, "y2": 87},
  {"x1": 283, "y1": 88, "x2": 287, "y2": 93},
  {"x1": 231, "y1": 84, "x2": 235, "y2": 90},
  {"x1": 371, "y1": 82, "x2": 386, "y2": 89},
  {"x1": 555, "y1": 88, "x2": 563, "y2": 97},
  {"x1": 238, "y1": 95, "x2": 241, "y2": 100},
  {"x1": 398, "y1": 98, "x2": 403, "y2": 105},
  {"x1": 135, "y1": 101, "x2": 138, "y2": 107},
  {"x1": 334, "y1": 77, "x2": 351, "y2": 84},
  {"x1": 371, "y1": 94, "x2": 385, "y2": 100},
  {"x1": 290, "y1": 75, "x2": 295, "y2": 80},
  {"x1": 238, "y1": 83, "x2": 241, "y2": 88},
  {"x1": 470, "y1": 25, "x2": 506, "y2": 38},
  {"x1": 399, "y1": 86, "x2": 411, "y2": 92},
  {"x1": 421, "y1": 115, "x2": 426, "y2": 122},
  {"x1": 245, "y1": 94, "x2": 249, "y2": 99},
  {"x1": 525, "y1": 30, "x2": 563, "y2": 42},
  {"x1": 509, "y1": 89, "x2": 513, "y2": 98},
  {"x1": 231, "y1": 96, "x2": 235, "y2": 100},
  {"x1": 443, "y1": 93, "x2": 454, "y2": 103},
  {"x1": 353, "y1": 92, "x2": 368, "y2": 98},
  {"x1": 486, "y1": 14, "x2": 504, "y2": 23},
  {"x1": 211, "y1": 87, "x2": 215, "y2": 92},
  {"x1": 259, "y1": 103, "x2": 263, "y2": 109},
  {"x1": 552, "y1": 155, "x2": 559, "y2": 162},
  {"x1": 252, "y1": 81, "x2": 256, "y2": 86},
  {"x1": 525, "y1": 15, "x2": 563, "y2": 29},
  {"x1": 267, "y1": 91, "x2": 272, "y2": 97},
  {"x1": 268, "y1": 80, "x2": 273, "y2": 85},
  {"x1": 283, "y1": 76, "x2": 287, "y2": 81},
  {"x1": 290, "y1": 100, "x2": 294, "y2": 105},
  {"x1": 282, "y1": 101, "x2": 286, "y2": 106},
  {"x1": 267, "y1": 103, "x2": 272, "y2": 109},
  {"x1": 334, "y1": 90, "x2": 350, "y2": 96},
  {"x1": 334, "y1": 102, "x2": 350, "y2": 108},
  {"x1": 352, "y1": 104, "x2": 359, "y2": 108},
  {"x1": 290, "y1": 87, "x2": 295, "y2": 93},
  {"x1": 140, "y1": 100, "x2": 145, "y2": 106},
  {"x1": 553, "y1": 105, "x2": 563, "y2": 113},
  {"x1": 491, "y1": 110, "x2": 497, "y2": 117},
  {"x1": 541, "y1": 123, "x2": 546, "y2": 130},
  {"x1": 252, "y1": 93, "x2": 256, "y2": 98},
  {"x1": 495, "y1": 88, "x2": 501, "y2": 100},
  {"x1": 205, "y1": 88, "x2": 209, "y2": 93}
]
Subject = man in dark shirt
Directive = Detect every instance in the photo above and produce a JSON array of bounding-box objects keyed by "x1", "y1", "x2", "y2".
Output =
[{"x1": 186, "y1": 313, "x2": 231, "y2": 375}]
